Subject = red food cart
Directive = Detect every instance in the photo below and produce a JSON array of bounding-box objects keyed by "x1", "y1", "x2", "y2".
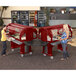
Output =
[
  {"x1": 39, "y1": 24, "x2": 72, "y2": 59},
  {"x1": 6, "y1": 23, "x2": 37, "y2": 57}
]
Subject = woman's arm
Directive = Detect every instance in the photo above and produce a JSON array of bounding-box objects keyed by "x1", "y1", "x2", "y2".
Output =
[{"x1": 64, "y1": 30, "x2": 69, "y2": 40}]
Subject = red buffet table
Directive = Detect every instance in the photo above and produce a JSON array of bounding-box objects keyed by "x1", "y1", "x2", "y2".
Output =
[
  {"x1": 39, "y1": 24, "x2": 72, "y2": 59},
  {"x1": 6, "y1": 23, "x2": 37, "y2": 57}
]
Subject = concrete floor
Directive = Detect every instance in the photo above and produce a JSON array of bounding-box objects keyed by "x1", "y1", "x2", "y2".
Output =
[{"x1": 0, "y1": 29, "x2": 76, "y2": 70}]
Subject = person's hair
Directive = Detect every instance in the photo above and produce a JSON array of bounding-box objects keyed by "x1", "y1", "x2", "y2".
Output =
[
  {"x1": 63, "y1": 24, "x2": 69, "y2": 33},
  {"x1": 63, "y1": 24, "x2": 69, "y2": 30},
  {"x1": 0, "y1": 25, "x2": 6, "y2": 30}
]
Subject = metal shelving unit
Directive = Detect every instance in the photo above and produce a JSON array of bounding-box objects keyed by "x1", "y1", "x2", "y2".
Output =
[
  {"x1": 11, "y1": 11, "x2": 29, "y2": 26},
  {"x1": 37, "y1": 11, "x2": 46, "y2": 27}
]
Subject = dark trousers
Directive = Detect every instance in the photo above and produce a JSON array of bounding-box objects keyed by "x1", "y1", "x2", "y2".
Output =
[
  {"x1": 61, "y1": 43, "x2": 69, "y2": 59},
  {"x1": 1, "y1": 41, "x2": 7, "y2": 55}
]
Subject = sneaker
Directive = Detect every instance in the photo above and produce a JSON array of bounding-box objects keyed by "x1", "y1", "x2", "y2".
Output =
[
  {"x1": 2, "y1": 54, "x2": 6, "y2": 56},
  {"x1": 43, "y1": 54, "x2": 46, "y2": 56},
  {"x1": 60, "y1": 58, "x2": 66, "y2": 61},
  {"x1": 67, "y1": 57, "x2": 69, "y2": 59}
]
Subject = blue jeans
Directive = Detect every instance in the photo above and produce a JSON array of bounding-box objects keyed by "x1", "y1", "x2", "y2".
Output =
[
  {"x1": 61, "y1": 43, "x2": 69, "y2": 59},
  {"x1": 1, "y1": 41, "x2": 7, "y2": 55}
]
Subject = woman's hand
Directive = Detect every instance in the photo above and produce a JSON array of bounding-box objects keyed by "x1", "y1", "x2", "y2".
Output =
[
  {"x1": 60, "y1": 38, "x2": 67, "y2": 41},
  {"x1": 60, "y1": 38, "x2": 62, "y2": 41},
  {"x1": 57, "y1": 37, "x2": 62, "y2": 41},
  {"x1": 56, "y1": 36, "x2": 61, "y2": 40}
]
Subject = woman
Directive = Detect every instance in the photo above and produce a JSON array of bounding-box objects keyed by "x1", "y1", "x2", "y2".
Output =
[
  {"x1": 60, "y1": 24, "x2": 69, "y2": 60},
  {"x1": 1, "y1": 26, "x2": 7, "y2": 56}
]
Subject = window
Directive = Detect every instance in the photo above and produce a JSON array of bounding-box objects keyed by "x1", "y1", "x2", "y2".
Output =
[
  {"x1": 21, "y1": 34, "x2": 26, "y2": 40},
  {"x1": 51, "y1": 29, "x2": 58, "y2": 41},
  {"x1": 59, "y1": 29, "x2": 63, "y2": 34},
  {"x1": 33, "y1": 32, "x2": 36, "y2": 38},
  {"x1": 47, "y1": 35, "x2": 51, "y2": 41},
  {"x1": 51, "y1": 29, "x2": 58, "y2": 36},
  {"x1": 12, "y1": 33, "x2": 20, "y2": 39}
]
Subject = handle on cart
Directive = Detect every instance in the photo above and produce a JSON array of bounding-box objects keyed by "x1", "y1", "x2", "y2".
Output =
[{"x1": 33, "y1": 33, "x2": 37, "y2": 39}]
